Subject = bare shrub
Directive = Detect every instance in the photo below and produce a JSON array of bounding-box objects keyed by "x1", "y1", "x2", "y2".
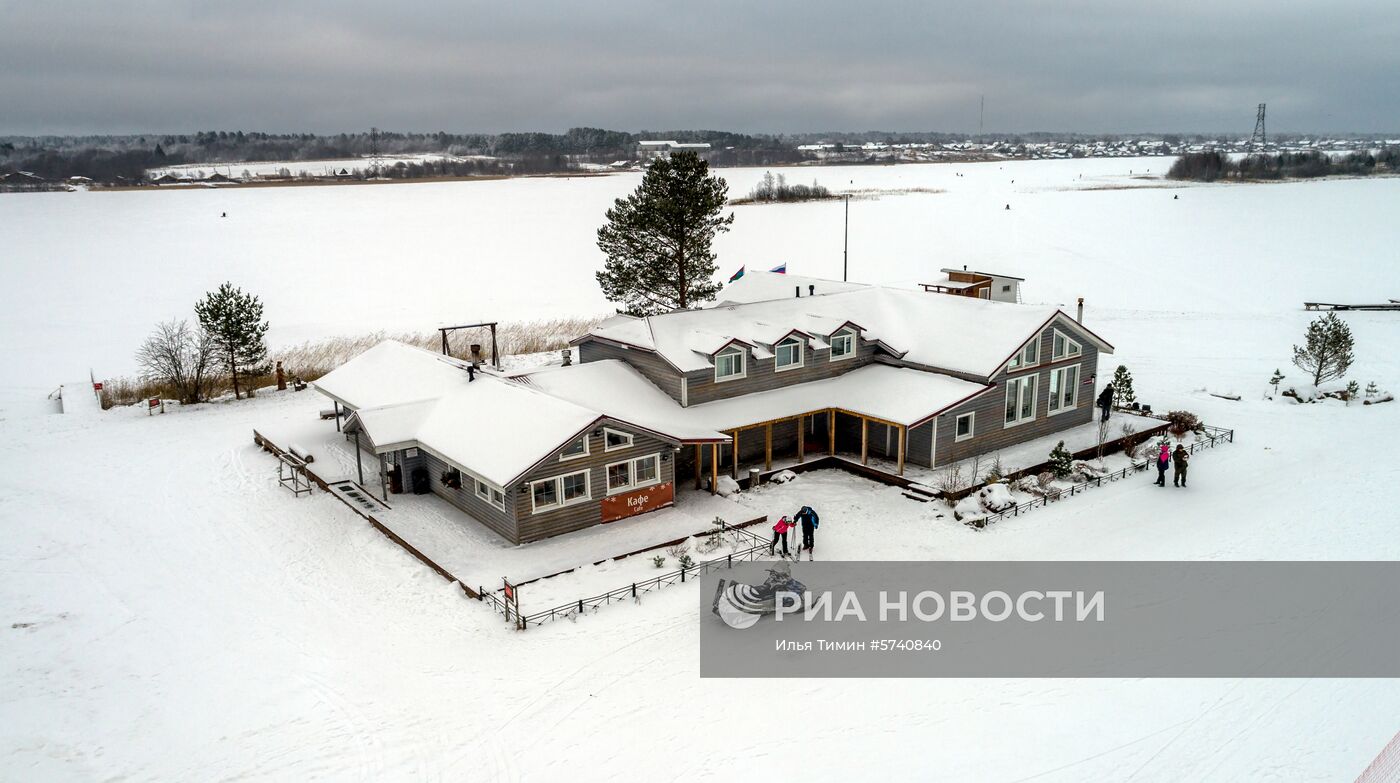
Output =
[
  {"x1": 1165, "y1": 410, "x2": 1203, "y2": 438},
  {"x1": 135, "y1": 319, "x2": 217, "y2": 404},
  {"x1": 935, "y1": 463, "x2": 967, "y2": 497},
  {"x1": 1119, "y1": 423, "x2": 1141, "y2": 459}
]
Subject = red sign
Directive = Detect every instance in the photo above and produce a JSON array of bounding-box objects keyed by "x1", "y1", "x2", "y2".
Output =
[
  {"x1": 601, "y1": 481, "x2": 675, "y2": 523},
  {"x1": 93, "y1": 382, "x2": 103, "y2": 391},
  {"x1": 148, "y1": 398, "x2": 161, "y2": 408}
]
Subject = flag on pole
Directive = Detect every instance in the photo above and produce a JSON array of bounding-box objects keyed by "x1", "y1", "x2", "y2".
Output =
[
  {"x1": 769, "y1": 263, "x2": 787, "y2": 274},
  {"x1": 728, "y1": 265, "x2": 745, "y2": 282}
]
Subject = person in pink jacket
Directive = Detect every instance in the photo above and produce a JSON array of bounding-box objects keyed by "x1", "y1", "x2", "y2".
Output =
[
  {"x1": 769, "y1": 516, "x2": 794, "y2": 557},
  {"x1": 1154, "y1": 442, "x2": 1171, "y2": 486}
]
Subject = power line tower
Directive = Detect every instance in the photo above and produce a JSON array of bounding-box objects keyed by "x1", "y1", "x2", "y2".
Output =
[
  {"x1": 369, "y1": 126, "x2": 381, "y2": 178},
  {"x1": 1249, "y1": 104, "x2": 1266, "y2": 151}
]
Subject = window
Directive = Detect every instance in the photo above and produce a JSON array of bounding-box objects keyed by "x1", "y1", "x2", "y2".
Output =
[
  {"x1": 775, "y1": 336, "x2": 804, "y2": 371},
  {"x1": 1052, "y1": 329, "x2": 1082, "y2": 361},
  {"x1": 1005, "y1": 375, "x2": 1038, "y2": 426},
  {"x1": 531, "y1": 469, "x2": 590, "y2": 513},
  {"x1": 476, "y1": 478, "x2": 506, "y2": 510},
  {"x1": 606, "y1": 453, "x2": 662, "y2": 495},
  {"x1": 1048, "y1": 365, "x2": 1080, "y2": 414},
  {"x1": 715, "y1": 346, "x2": 746, "y2": 381},
  {"x1": 955, "y1": 412, "x2": 975, "y2": 442},
  {"x1": 476, "y1": 479, "x2": 490, "y2": 501},
  {"x1": 490, "y1": 488, "x2": 505, "y2": 509},
  {"x1": 829, "y1": 328, "x2": 855, "y2": 361},
  {"x1": 1008, "y1": 338, "x2": 1039, "y2": 371},
  {"x1": 558, "y1": 434, "x2": 589, "y2": 461},
  {"x1": 603, "y1": 427, "x2": 633, "y2": 452},
  {"x1": 1002, "y1": 285, "x2": 1012, "y2": 293}
]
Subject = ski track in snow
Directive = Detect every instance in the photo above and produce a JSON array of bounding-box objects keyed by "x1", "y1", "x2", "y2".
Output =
[{"x1": 1, "y1": 157, "x2": 1399, "y2": 780}]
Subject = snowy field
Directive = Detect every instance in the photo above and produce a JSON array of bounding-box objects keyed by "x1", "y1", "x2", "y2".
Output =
[{"x1": 3, "y1": 158, "x2": 1400, "y2": 779}]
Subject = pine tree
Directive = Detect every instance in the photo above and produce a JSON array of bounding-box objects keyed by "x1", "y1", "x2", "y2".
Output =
[
  {"x1": 1292, "y1": 313, "x2": 1355, "y2": 387},
  {"x1": 595, "y1": 151, "x2": 734, "y2": 315},
  {"x1": 1048, "y1": 441, "x2": 1074, "y2": 478},
  {"x1": 1366, "y1": 381, "x2": 1378, "y2": 398},
  {"x1": 1345, "y1": 380, "x2": 1359, "y2": 404},
  {"x1": 1269, "y1": 368, "x2": 1285, "y2": 389},
  {"x1": 1111, "y1": 365, "x2": 1136, "y2": 406},
  {"x1": 195, "y1": 282, "x2": 269, "y2": 400}
]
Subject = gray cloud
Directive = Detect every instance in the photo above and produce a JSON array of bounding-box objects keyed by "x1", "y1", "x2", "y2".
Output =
[{"x1": 1, "y1": 0, "x2": 1396, "y2": 135}]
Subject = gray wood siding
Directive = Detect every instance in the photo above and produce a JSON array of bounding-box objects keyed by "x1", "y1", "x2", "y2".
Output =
[
  {"x1": 685, "y1": 333, "x2": 881, "y2": 406},
  {"x1": 512, "y1": 420, "x2": 678, "y2": 544},
  {"x1": 577, "y1": 340, "x2": 684, "y2": 403},
  {"x1": 933, "y1": 320, "x2": 1101, "y2": 466}
]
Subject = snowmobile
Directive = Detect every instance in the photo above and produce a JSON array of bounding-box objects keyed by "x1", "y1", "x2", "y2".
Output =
[{"x1": 711, "y1": 561, "x2": 808, "y2": 629}]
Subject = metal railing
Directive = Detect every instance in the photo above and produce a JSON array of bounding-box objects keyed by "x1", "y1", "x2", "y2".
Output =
[
  {"x1": 481, "y1": 524, "x2": 774, "y2": 629},
  {"x1": 970, "y1": 424, "x2": 1235, "y2": 529}
]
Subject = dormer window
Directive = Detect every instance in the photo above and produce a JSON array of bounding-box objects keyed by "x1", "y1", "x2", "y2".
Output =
[
  {"x1": 1007, "y1": 337, "x2": 1039, "y2": 371},
  {"x1": 715, "y1": 346, "x2": 746, "y2": 382},
  {"x1": 829, "y1": 328, "x2": 855, "y2": 361},
  {"x1": 1052, "y1": 329, "x2": 1082, "y2": 361},
  {"x1": 775, "y1": 336, "x2": 804, "y2": 371}
]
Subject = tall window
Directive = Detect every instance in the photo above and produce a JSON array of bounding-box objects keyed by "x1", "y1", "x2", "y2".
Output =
[
  {"x1": 1005, "y1": 375, "x2": 1038, "y2": 426},
  {"x1": 829, "y1": 328, "x2": 855, "y2": 361},
  {"x1": 606, "y1": 453, "x2": 662, "y2": 495},
  {"x1": 531, "y1": 469, "x2": 590, "y2": 513},
  {"x1": 1008, "y1": 338, "x2": 1039, "y2": 371},
  {"x1": 1052, "y1": 329, "x2": 1082, "y2": 361},
  {"x1": 1048, "y1": 365, "x2": 1080, "y2": 414},
  {"x1": 715, "y1": 346, "x2": 746, "y2": 381},
  {"x1": 955, "y1": 412, "x2": 975, "y2": 442},
  {"x1": 775, "y1": 336, "x2": 803, "y2": 371}
]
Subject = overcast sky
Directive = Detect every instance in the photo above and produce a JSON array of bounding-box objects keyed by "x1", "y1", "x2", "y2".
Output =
[{"x1": 2, "y1": 1, "x2": 1396, "y2": 136}]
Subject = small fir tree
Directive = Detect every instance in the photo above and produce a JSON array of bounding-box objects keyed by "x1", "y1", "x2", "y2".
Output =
[
  {"x1": 1345, "y1": 380, "x2": 1360, "y2": 404},
  {"x1": 1292, "y1": 313, "x2": 1355, "y2": 387},
  {"x1": 595, "y1": 151, "x2": 734, "y2": 315},
  {"x1": 195, "y1": 282, "x2": 269, "y2": 400},
  {"x1": 1048, "y1": 441, "x2": 1074, "y2": 478},
  {"x1": 1269, "y1": 369, "x2": 1285, "y2": 390},
  {"x1": 1365, "y1": 381, "x2": 1378, "y2": 398},
  {"x1": 1110, "y1": 365, "x2": 1136, "y2": 407}
]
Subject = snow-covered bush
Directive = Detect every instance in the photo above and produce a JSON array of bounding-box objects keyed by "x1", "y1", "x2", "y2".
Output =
[
  {"x1": 976, "y1": 482, "x2": 1016, "y2": 512},
  {"x1": 1048, "y1": 441, "x2": 1074, "y2": 478},
  {"x1": 714, "y1": 475, "x2": 740, "y2": 496},
  {"x1": 652, "y1": 555, "x2": 666, "y2": 568},
  {"x1": 953, "y1": 495, "x2": 987, "y2": 524},
  {"x1": 1165, "y1": 410, "x2": 1204, "y2": 438},
  {"x1": 770, "y1": 469, "x2": 798, "y2": 484},
  {"x1": 1071, "y1": 461, "x2": 1107, "y2": 482},
  {"x1": 983, "y1": 453, "x2": 1005, "y2": 484},
  {"x1": 666, "y1": 542, "x2": 690, "y2": 562}
]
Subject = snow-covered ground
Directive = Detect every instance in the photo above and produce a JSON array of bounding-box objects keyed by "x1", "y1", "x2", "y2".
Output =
[
  {"x1": 2, "y1": 157, "x2": 1400, "y2": 779},
  {"x1": 146, "y1": 153, "x2": 488, "y2": 180}
]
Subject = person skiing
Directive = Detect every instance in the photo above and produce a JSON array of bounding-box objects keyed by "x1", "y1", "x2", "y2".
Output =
[
  {"x1": 1154, "y1": 442, "x2": 1171, "y2": 486},
  {"x1": 1172, "y1": 444, "x2": 1190, "y2": 487},
  {"x1": 794, "y1": 505, "x2": 819, "y2": 556},
  {"x1": 769, "y1": 515, "x2": 794, "y2": 557},
  {"x1": 1096, "y1": 383, "x2": 1115, "y2": 422}
]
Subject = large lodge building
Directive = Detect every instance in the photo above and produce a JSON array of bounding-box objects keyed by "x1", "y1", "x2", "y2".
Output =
[{"x1": 313, "y1": 272, "x2": 1113, "y2": 544}]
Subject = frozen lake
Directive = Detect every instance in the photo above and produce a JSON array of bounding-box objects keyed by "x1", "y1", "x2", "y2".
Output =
[{"x1": 2, "y1": 156, "x2": 1398, "y2": 408}]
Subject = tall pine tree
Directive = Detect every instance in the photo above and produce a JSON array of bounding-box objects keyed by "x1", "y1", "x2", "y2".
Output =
[
  {"x1": 195, "y1": 282, "x2": 269, "y2": 400},
  {"x1": 1110, "y1": 365, "x2": 1136, "y2": 407},
  {"x1": 595, "y1": 151, "x2": 734, "y2": 315},
  {"x1": 1292, "y1": 312, "x2": 1354, "y2": 387}
]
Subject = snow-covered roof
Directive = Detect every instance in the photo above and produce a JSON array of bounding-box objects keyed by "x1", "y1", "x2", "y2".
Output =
[
  {"x1": 712, "y1": 271, "x2": 868, "y2": 306},
  {"x1": 312, "y1": 340, "x2": 474, "y2": 410},
  {"x1": 940, "y1": 267, "x2": 1025, "y2": 282},
  {"x1": 582, "y1": 272, "x2": 1109, "y2": 379},
  {"x1": 519, "y1": 360, "x2": 989, "y2": 431}
]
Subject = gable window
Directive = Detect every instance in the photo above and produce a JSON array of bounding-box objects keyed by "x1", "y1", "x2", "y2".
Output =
[
  {"x1": 1007, "y1": 338, "x2": 1039, "y2": 371},
  {"x1": 1048, "y1": 365, "x2": 1080, "y2": 415},
  {"x1": 955, "y1": 412, "x2": 975, "y2": 442},
  {"x1": 1005, "y1": 375, "x2": 1038, "y2": 426},
  {"x1": 1052, "y1": 329, "x2": 1082, "y2": 361},
  {"x1": 531, "y1": 469, "x2": 590, "y2": 513},
  {"x1": 606, "y1": 453, "x2": 662, "y2": 495},
  {"x1": 558, "y1": 434, "x2": 589, "y2": 461},
  {"x1": 829, "y1": 328, "x2": 855, "y2": 361},
  {"x1": 775, "y1": 336, "x2": 804, "y2": 371},
  {"x1": 603, "y1": 427, "x2": 633, "y2": 452},
  {"x1": 715, "y1": 346, "x2": 746, "y2": 382}
]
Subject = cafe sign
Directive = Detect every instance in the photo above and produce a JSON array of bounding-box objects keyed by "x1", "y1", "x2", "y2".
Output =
[{"x1": 601, "y1": 481, "x2": 675, "y2": 523}]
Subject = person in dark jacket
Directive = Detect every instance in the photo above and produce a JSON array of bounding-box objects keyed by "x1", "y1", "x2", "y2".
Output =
[
  {"x1": 1172, "y1": 444, "x2": 1190, "y2": 487},
  {"x1": 794, "y1": 506, "x2": 819, "y2": 553},
  {"x1": 1154, "y1": 442, "x2": 1171, "y2": 486},
  {"x1": 1096, "y1": 383, "x2": 1115, "y2": 422}
]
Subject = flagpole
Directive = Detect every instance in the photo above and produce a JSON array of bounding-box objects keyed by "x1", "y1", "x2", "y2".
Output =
[{"x1": 842, "y1": 194, "x2": 850, "y2": 282}]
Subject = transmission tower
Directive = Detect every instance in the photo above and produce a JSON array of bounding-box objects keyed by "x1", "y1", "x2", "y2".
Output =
[
  {"x1": 369, "y1": 126, "x2": 381, "y2": 178},
  {"x1": 1249, "y1": 104, "x2": 1266, "y2": 151}
]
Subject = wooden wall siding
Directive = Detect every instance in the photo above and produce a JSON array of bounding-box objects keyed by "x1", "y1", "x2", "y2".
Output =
[
  {"x1": 933, "y1": 321, "x2": 1100, "y2": 467},
  {"x1": 577, "y1": 340, "x2": 684, "y2": 403},
  {"x1": 414, "y1": 450, "x2": 521, "y2": 543},
  {"x1": 906, "y1": 420, "x2": 934, "y2": 468},
  {"x1": 684, "y1": 335, "x2": 882, "y2": 406},
  {"x1": 513, "y1": 420, "x2": 678, "y2": 544}
]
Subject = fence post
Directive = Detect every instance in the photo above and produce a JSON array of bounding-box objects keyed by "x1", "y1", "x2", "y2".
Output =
[
  {"x1": 681, "y1": 566, "x2": 686, "y2": 583},
  {"x1": 727, "y1": 553, "x2": 733, "y2": 567},
  {"x1": 632, "y1": 582, "x2": 637, "y2": 599},
  {"x1": 578, "y1": 599, "x2": 584, "y2": 614}
]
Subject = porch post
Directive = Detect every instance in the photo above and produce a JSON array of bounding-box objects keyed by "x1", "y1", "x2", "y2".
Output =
[
  {"x1": 694, "y1": 444, "x2": 702, "y2": 490},
  {"x1": 710, "y1": 443, "x2": 719, "y2": 495},
  {"x1": 334, "y1": 401, "x2": 341, "y2": 432},
  {"x1": 796, "y1": 414, "x2": 805, "y2": 464},
  {"x1": 764, "y1": 423, "x2": 773, "y2": 471},
  {"x1": 731, "y1": 430, "x2": 740, "y2": 479},
  {"x1": 379, "y1": 454, "x2": 389, "y2": 501},
  {"x1": 828, "y1": 409, "x2": 836, "y2": 456},
  {"x1": 897, "y1": 424, "x2": 906, "y2": 476},
  {"x1": 861, "y1": 416, "x2": 869, "y2": 465},
  {"x1": 354, "y1": 430, "x2": 364, "y2": 485}
]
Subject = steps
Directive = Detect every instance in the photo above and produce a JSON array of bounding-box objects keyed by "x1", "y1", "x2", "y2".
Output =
[{"x1": 901, "y1": 483, "x2": 940, "y2": 504}]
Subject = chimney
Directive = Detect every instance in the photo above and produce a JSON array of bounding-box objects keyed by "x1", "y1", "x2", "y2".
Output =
[
  {"x1": 795, "y1": 285, "x2": 801, "y2": 298},
  {"x1": 1076, "y1": 297, "x2": 1084, "y2": 323},
  {"x1": 467, "y1": 365, "x2": 476, "y2": 382},
  {"x1": 963, "y1": 264, "x2": 968, "y2": 271},
  {"x1": 808, "y1": 284, "x2": 815, "y2": 296},
  {"x1": 561, "y1": 348, "x2": 573, "y2": 366}
]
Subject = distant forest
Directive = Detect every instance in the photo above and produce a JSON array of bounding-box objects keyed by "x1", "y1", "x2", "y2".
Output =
[
  {"x1": 1167, "y1": 149, "x2": 1400, "y2": 182},
  {"x1": 0, "y1": 128, "x2": 804, "y2": 184}
]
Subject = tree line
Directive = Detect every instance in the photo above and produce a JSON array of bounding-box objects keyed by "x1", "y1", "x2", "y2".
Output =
[{"x1": 1167, "y1": 149, "x2": 1400, "y2": 182}]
